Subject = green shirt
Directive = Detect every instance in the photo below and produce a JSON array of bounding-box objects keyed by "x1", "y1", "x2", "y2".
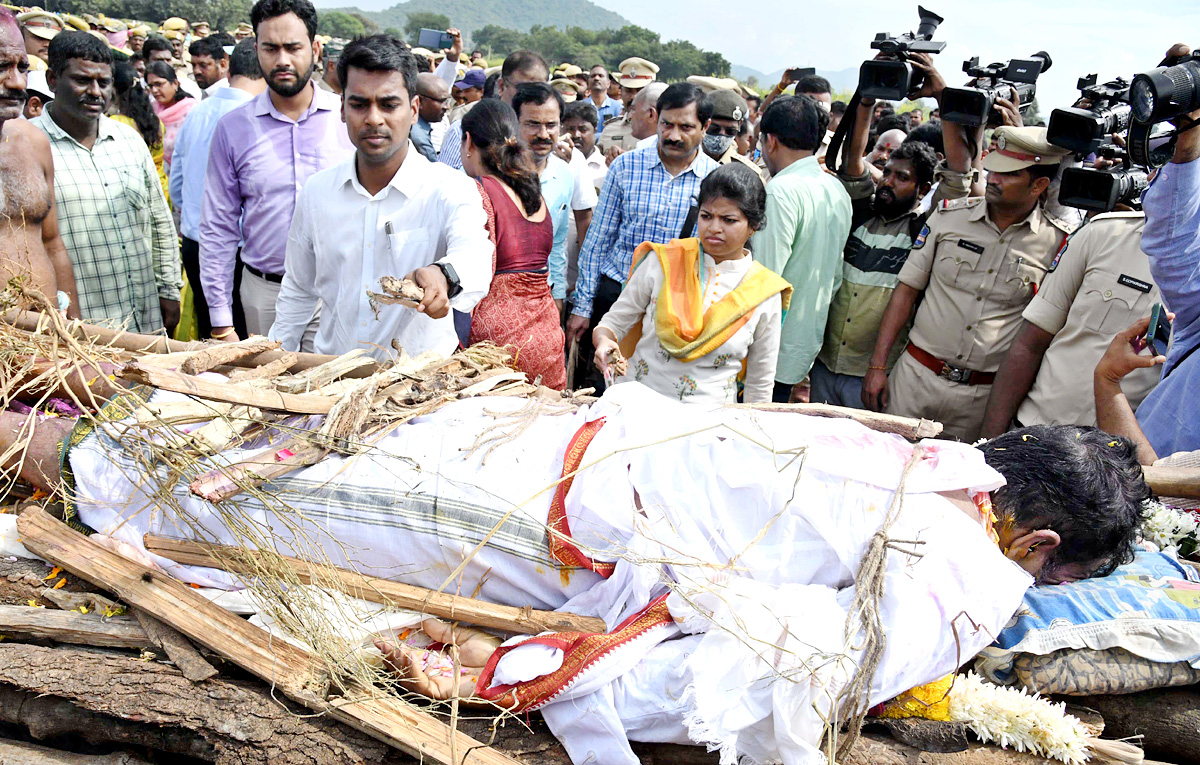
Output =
[{"x1": 753, "y1": 156, "x2": 852, "y2": 384}]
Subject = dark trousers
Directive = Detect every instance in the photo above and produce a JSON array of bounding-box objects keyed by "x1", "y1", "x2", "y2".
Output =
[
  {"x1": 183, "y1": 237, "x2": 248, "y2": 339},
  {"x1": 570, "y1": 275, "x2": 624, "y2": 392},
  {"x1": 772, "y1": 381, "x2": 794, "y2": 404}
]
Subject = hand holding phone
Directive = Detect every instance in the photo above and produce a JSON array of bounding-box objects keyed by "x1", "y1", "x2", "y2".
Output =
[
  {"x1": 417, "y1": 27, "x2": 454, "y2": 50},
  {"x1": 1142, "y1": 303, "x2": 1173, "y2": 356}
]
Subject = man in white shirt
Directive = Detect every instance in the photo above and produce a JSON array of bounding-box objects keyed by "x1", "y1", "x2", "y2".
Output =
[
  {"x1": 512, "y1": 82, "x2": 597, "y2": 309},
  {"x1": 188, "y1": 37, "x2": 228, "y2": 97},
  {"x1": 269, "y1": 35, "x2": 493, "y2": 361},
  {"x1": 562, "y1": 101, "x2": 607, "y2": 294}
]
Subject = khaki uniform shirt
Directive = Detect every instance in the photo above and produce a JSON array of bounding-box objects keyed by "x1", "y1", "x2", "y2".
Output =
[
  {"x1": 716, "y1": 142, "x2": 765, "y2": 182},
  {"x1": 1018, "y1": 212, "x2": 1161, "y2": 427},
  {"x1": 597, "y1": 114, "x2": 639, "y2": 154},
  {"x1": 898, "y1": 197, "x2": 1077, "y2": 372}
]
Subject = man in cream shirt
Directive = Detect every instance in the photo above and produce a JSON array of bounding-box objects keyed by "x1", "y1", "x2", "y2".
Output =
[{"x1": 270, "y1": 35, "x2": 492, "y2": 361}]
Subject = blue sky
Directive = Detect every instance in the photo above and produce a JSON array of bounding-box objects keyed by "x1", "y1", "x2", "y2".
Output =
[{"x1": 590, "y1": 0, "x2": 1200, "y2": 114}]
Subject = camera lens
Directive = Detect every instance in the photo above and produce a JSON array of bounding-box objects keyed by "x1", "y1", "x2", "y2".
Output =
[
  {"x1": 1130, "y1": 60, "x2": 1200, "y2": 124},
  {"x1": 1130, "y1": 78, "x2": 1157, "y2": 123}
]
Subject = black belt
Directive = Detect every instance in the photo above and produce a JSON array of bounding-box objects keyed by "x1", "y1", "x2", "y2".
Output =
[{"x1": 243, "y1": 264, "x2": 284, "y2": 283}]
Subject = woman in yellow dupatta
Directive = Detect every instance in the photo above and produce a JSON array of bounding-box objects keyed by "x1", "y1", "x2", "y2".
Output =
[{"x1": 593, "y1": 164, "x2": 792, "y2": 404}]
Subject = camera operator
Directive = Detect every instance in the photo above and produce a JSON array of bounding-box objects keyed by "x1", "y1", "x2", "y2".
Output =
[
  {"x1": 863, "y1": 102, "x2": 1077, "y2": 441},
  {"x1": 1095, "y1": 45, "x2": 1200, "y2": 462}
]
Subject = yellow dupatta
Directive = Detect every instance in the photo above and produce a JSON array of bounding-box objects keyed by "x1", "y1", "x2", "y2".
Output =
[{"x1": 617, "y1": 238, "x2": 792, "y2": 363}]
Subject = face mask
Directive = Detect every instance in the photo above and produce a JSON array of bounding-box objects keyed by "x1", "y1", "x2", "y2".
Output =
[{"x1": 703, "y1": 133, "x2": 733, "y2": 157}]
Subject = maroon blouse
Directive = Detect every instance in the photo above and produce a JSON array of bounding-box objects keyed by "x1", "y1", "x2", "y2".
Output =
[{"x1": 480, "y1": 175, "x2": 554, "y2": 274}]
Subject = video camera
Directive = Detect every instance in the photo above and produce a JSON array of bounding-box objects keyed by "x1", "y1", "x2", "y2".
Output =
[
  {"x1": 859, "y1": 6, "x2": 946, "y2": 102},
  {"x1": 1056, "y1": 146, "x2": 1150, "y2": 213},
  {"x1": 940, "y1": 53, "x2": 1051, "y2": 127},
  {"x1": 1047, "y1": 75, "x2": 1132, "y2": 155}
]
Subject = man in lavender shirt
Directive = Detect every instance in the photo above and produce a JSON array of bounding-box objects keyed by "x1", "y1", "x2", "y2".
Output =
[{"x1": 198, "y1": 0, "x2": 352, "y2": 343}]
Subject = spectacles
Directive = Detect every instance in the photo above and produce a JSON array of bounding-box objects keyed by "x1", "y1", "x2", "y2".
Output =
[
  {"x1": 707, "y1": 124, "x2": 740, "y2": 138},
  {"x1": 521, "y1": 120, "x2": 560, "y2": 133}
]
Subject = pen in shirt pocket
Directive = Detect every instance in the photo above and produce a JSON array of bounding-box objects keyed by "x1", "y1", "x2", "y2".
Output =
[{"x1": 385, "y1": 220, "x2": 394, "y2": 254}]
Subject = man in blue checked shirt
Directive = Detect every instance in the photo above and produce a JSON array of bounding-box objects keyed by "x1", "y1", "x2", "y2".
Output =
[{"x1": 566, "y1": 82, "x2": 719, "y2": 389}]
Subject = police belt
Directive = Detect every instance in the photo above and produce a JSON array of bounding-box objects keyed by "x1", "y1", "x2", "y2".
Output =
[{"x1": 905, "y1": 343, "x2": 996, "y2": 386}]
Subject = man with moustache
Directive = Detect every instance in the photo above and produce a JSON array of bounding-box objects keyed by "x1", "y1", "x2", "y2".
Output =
[
  {"x1": 200, "y1": 0, "x2": 353, "y2": 343},
  {"x1": 581, "y1": 64, "x2": 620, "y2": 133},
  {"x1": 0, "y1": 9, "x2": 79, "y2": 319},
  {"x1": 269, "y1": 35, "x2": 492, "y2": 361},
  {"x1": 567, "y1": 82, "x2": 718, "y2": 388},
  {"x1": 512, "y1": 82, "x2": 597, "y2": 311},
  {"x1": 33, "y1": 32, "x2": 179, "y2": 331}
]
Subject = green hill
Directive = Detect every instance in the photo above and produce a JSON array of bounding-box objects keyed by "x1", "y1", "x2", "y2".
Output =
[{"x1": 327, "y1": 0, "x2": 630, "y2": 47}]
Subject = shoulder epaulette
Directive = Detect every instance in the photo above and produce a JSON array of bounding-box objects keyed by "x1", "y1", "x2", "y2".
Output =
[{"x1": 937, "y1": 197, "x2": 984, "y2": 213}]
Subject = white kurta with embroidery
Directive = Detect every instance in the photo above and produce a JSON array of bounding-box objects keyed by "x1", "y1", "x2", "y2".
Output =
[{"x1": 596, "y1": 251, "x2": 783, "y2": 404}]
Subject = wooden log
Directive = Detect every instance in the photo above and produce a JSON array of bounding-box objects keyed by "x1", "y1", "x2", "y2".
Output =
[
  {"x1": 1064, "y1": 688, "x2": 1200, "y2": 765},
  {"x1": 228, "y1": 353, "x2": 299, "y2": 383},
  {"x1": 142, "y1": 533, "x2": 608, "y2": 635},
  {"x1": 274, "y1": 351, "x2": 377, "y2": 394},
  {"x1": 1143, "y1": 465, "x2": 1200, "y2": 499},
  {"x1": 1, "y1": 311, "x2": 378, "y2": 376},
  {"x1": 736, "y1": 402, "x2": 944, "y2": 440},
  {"x1": 132, "y1": 608, "x2": 218, "y2": 682},
  {"x1": 188, "y1": 436, "x2": 329, "y2": 502},
  {"x1": 17, "y1": 507, "x2": 522, "y2": 765},
  {"x1": 119, "y1": 361, "x2": 337, "y2": 414},
  {"x1": 0, "y1": 604, "x2": 150, "y2": 650},
  {"x1": 0, "y1": 738, "x2": 152, "y2": 765},
  {"x1": 180, "y1": 338, "x2": 282, "y2": 376}
]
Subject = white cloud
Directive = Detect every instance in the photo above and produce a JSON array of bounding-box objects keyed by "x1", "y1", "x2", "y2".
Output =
[{"x1": 593, "y1": 0, "x2": 1200, "y2": 116}]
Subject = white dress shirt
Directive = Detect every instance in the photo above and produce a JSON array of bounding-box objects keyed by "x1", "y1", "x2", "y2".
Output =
[{"x1": 269, "y1": 144, "x2": 493, "y2": 361}]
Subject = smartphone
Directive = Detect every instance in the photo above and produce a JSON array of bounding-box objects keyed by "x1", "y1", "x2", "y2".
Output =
[
  {"x1": 1144, "y1": 303, "x2": 1172, "y2": 356},
  {"x1": 416, "y1": 28, "x2": 454, "y2": 50},
  {"x1": 785, "y1": 67, "x2": 815, "y2": 81}
]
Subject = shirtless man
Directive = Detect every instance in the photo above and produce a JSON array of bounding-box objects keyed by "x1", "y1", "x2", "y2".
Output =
[{"x1": 0, "y1": 10, "x2": 79, "y2": 318}]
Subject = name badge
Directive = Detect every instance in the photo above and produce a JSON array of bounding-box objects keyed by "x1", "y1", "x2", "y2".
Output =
[
  {"x1": 957, "y1": 240, "x2": 985, "y2": 254},
  {"x1": 1117, "y1": 274, "x2": 1153, "y2": 293}
]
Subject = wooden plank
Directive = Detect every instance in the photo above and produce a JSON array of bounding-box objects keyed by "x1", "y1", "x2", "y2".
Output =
[
  {"x1": 1, "y1": 310, "x2": 378, "y2": 376},
  {"x1": 119, "y1": 361, "x2": 337, "y2": 414},
  {"x1": 736, "y1": 402, "x2": 944, "y2": 439},
  {"x1": 1143, "y1": 465, "x2": 1200, "y2": 499},
  {"x1": 0, "y1": 604, "x2": 151, "y2": 650},
  {"x1": 132, "y1": 609, "x2": 218, "y2": 682},
  {"x1": 180, "y1": 338, "x2": 282, "y2": 376},
  {"x1": 143, "y1": 533, "x2": 608, "y2": 635},
  {"x1": 17, "y1": 507, "x2": 522, "y2": 765}
]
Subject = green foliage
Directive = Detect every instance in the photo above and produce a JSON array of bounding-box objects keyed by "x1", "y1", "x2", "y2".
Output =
[
  {"x1": 319, "y1": 10, "x2": 365, "y2": 39},
  {"x1": 384, "y1": 26, "x2": 404, "y2": 40},
  {"x1": 404, "y1": 11, "x2": 451, "y2": 43},
  {"x1": 469, "y1": 23, "x2": 728, "y2": 79},
  {"x1": 351, "y1": 12, "x2": 380, "y2": 35},
  {"x1": 53, "y1": 0, "x2": 252, "y2": 31}
]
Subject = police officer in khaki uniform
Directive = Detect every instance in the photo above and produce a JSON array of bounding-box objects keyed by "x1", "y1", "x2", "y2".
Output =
[
  {"x1": 863, "y1": 126, "x2": 1077, "y2": 442},
  {"x1": 979, "y1": 211, "x2": 1160, "y2": 436},
  {"x1": 703, "y1": 89, "x2": 765, "y2": 181},
  {"x1": 16, "y1": 10, "x2": 61, "y2": 68},
  {"x1": 598, "y1": 57, "x2": 657, "y2": 155},
  {"x1": 234, "y1": 22, "x2": 254, "y2": 42}
]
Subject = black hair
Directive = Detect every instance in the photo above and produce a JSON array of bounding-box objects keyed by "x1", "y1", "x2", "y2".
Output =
[
  {"x1": 875, "y1": 114, "x2": 909, "y2": 137},
  {"x1": 410, "y1": 52, "x2": 431, "y2": 73},
  {"x1": 337, "y1": 34, "x2": 417, "y2": 101},
  {"x1": 188, "y1": 36, "x2": 227, "y2": 60},
  {"x1": 511, "y1": 81, "x2": 563, "y2": 120},
  {"x1": 112, "y1": 61, "x2": 161, "y2": 147},
  {"x1": 139, "y1": 35, "x2": 173, "y2": 62},
  {"x1": 250, "y1": 0, "x2": 318, "y2": 42},
  {"x1": 698, "y1": 163, "x2": 767, "y2": 231},
  {"x1": 461, "y1": 98, "x2": 543, "y2": 216},
  {"x1": 796, "y1": 74, "x2": 831, "y2": 95},
  {"x1": 888, "y1": 141, "x2": 937, "y2": 187},
  {"x1": 656, "y1": 82, "x2": 712, "y2": 123},
  {"x1": 501, "y1": 50, "x2": 547, "y2": 81},
  {"x1": 210, "y1": 32, "x2": 237, "y2": 48},
  {"x1": 483, "y1": 72, "x2": 500, "y2": 99},
  {"x1": 903, "y1": 119, "x2": 943, "y2": 155},
  {"x1": 229, "y1": 38, "x2": 263, "y2": 80},
  {"x1": 745, "y1": 93, "x2": 762, "y2": 108},
  {"x1": 145, "y1": 60, "x2": 193, "y2": 102},
  {"x1": 981, "y1": 425, "x2": 1148, "y2": 578},
  {"x1": 47, "y1": 30, "x2": 112, "y2": 76},
  {"x1": 831, "y1": 100, "x2": 847, "y2": 116},
  {"x1": 564, "y1": 100, "x2": 599, "y2": 129},
  {"x1": 760, "y1": 94, "x2": 828, "y2": 151},
  {"x1": 1026, "y1": 162, "x2": 1060, "y2": 184}
]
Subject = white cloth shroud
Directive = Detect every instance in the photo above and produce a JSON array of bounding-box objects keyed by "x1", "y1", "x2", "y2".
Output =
[{"x1": 68, "y1": 381, "x2": 1033, "y2": 765}]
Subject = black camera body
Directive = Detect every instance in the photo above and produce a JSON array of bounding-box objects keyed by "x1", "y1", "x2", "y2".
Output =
[
  {"x1": 858, "y1": 6, "x2": 946, "y2": 102},
  {"x1": 1047, "y1": 74, "x2": 1132, "y2": 155},
  {"x1": 1130, "y1": 52, "x2": 1200, "y2": 125},
  {"x1": 940, "y1": 53, "x2": 1051, "y2": 127},
  {"x1": 1056, "y1": 146, "x2": 1149, "y2": 213}
]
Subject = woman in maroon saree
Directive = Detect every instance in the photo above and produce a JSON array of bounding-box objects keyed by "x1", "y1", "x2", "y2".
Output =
[{"x1": 461, "y1": 100, "x2": 567, "y2": 389}]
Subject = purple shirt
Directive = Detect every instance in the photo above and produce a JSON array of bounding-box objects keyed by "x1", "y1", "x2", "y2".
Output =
[{"x1": 198, "y1": 83, "x2": 353, "y2": 327}]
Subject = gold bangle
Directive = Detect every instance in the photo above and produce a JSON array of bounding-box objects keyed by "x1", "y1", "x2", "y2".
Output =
[
  {"x1": 868, "y1": 365, "x2": 887, "y2": 372},
  {"x1": 211, "y1": 329, "x2": 234, "y2": 339}
]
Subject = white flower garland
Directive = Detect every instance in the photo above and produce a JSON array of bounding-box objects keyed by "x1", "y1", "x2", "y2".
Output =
[
  {"x1": 1141, "y1": 499, "x2": 1199, "y2": 555},
  {"x1": 948, "y1": 672, "x2": 1090, "y2": 765}
]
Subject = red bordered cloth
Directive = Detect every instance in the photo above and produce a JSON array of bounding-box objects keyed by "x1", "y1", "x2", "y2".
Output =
[{"x1": 546, "y1": 417, "x2": 615, "y2": 577}]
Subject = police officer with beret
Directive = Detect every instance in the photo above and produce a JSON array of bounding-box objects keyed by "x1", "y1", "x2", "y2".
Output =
[
  {"x1": 864, "y1": 126, "x2": 1077, "y2": 441},
  {"x1": 702, "y1": 89, "x2": 765, "y2": 181}
]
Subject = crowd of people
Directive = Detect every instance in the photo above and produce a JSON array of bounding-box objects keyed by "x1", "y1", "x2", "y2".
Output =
[{"x1": 0, "y1": 0, "x2": 1194, "y2": 462}]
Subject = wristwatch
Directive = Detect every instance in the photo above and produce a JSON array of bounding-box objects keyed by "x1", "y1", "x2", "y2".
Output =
[{"x1": 435, "y1": 261, "x2": 462, "y2": 299}]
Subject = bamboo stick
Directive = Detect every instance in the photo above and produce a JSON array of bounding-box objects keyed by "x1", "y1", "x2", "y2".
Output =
[
  {"x1": 1144, "y1": 465, "x2": 1200, "y2": 499},
  {"x1": 179, "y1": 338, "x2": 282, "y2": 376},
  {"x1": 736, "y1": 402, "x2": 944, "y2": 439},
  {"x1": 119, "y1": 361, "x2": 337, "y2": 414},
  {"x1": 142, "y1": 533, "x2": 607, "y2": 635}
]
